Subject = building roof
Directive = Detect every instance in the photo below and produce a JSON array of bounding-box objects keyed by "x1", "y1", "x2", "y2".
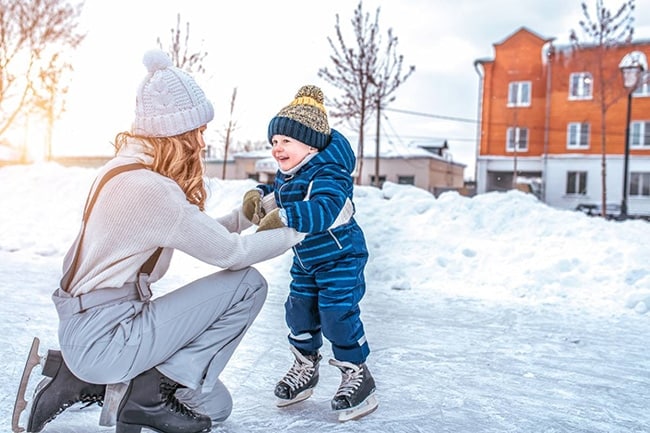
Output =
[{"x1": 494, "y1": 26, "x2": 554, "y2": 47}]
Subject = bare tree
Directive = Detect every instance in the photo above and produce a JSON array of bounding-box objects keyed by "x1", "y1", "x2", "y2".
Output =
[
  {"x1": 318, "y1": 1, "x2": 415, "y2": 185},
  {"x1": 157, "y1": 13, "x2": 207, "y2": 75},
  {"x1": 0, "y1": 0, "x2": 85, "y2": 159},
  {"x1": 569, "y1": 0, "x2": 635, "y2": 216},
  {"x1": 34, "y1": 54, "x2": 73, "y2": 160},
  {"x1": 222, "y1": 87, "x2": 238, "y2": 179}
]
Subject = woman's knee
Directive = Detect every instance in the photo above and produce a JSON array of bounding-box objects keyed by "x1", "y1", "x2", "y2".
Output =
[
  {"x1": 207, "y1": 267, "x2": 268, "y2": 317},
  {"x1": 242, "y1": 266, "x2": 267, "y2": 289},
  {"x1": 239, "y1": 267, "x2": 268, "y2": 303}
]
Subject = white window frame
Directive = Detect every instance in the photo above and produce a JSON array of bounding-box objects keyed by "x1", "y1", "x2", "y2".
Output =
[
  {"x1": 630, "y1": 172, "x2": 650, "y2": 197},
  {"x1": 506, "y1": 127, "x2": 529, "y2": 152},
  {"x1": 566, "y1": 171, "x2": 587, "y2": 195},
  {"x1": 567, "y1": 122, "x2": 590, "y2": 149},
  {"x1": 569, "y1": 72, "x2": 593, "y2": 100},
  {"x1": 630, "y1": 121, "x2": 650, "y2": 148},
  {"x1": 507, "y1": 81, "x2": 531, "y2": 107}
]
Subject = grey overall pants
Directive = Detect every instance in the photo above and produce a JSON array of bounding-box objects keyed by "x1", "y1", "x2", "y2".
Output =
[{"x1": 52, "y1": 267, "x2": 267, "y2": 422}]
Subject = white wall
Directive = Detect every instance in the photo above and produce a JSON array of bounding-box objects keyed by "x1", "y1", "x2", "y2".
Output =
[
  {"x1": 539, "y1": 155, "x2": 650, "y2": 216},
  {"x1": 479, "y1": 154, "x2": 650, "y2": 216}
]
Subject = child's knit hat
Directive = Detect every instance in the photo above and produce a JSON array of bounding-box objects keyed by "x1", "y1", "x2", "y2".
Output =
[
  {"x1": 132, "y1": 49, "x2": 214, "y2": 137},
  {"x1": 267, "y1": 85, "x2": 331, "y2": 150}
]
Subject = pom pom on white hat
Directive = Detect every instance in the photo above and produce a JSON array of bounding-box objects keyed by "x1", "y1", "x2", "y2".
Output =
[{"x1": 133, "y1": 49, "x2": 214, "y2": 137}]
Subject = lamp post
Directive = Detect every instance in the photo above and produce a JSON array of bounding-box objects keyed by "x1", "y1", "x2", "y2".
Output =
[{"x1": 618, "y1": 51, "x2": 647, "y2": 219}]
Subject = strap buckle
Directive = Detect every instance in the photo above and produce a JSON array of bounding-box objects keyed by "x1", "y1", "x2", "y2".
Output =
[{"x1": 136, "y1": 274, "x2": 152, "y2": 301}]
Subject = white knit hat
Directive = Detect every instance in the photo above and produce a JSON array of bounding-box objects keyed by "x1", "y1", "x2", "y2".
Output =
[{"x1": 132, "y1": 49, "x2": 214, "y2": 137}]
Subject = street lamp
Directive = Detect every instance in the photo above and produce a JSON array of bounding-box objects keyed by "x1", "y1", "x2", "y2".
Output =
[{"x1": 618, "y1": 51, "x2": 647, "y2": 219}]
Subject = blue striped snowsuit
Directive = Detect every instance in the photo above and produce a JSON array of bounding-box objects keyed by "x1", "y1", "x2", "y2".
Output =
[{"x1": 258, "y1": 129, "x2": 370, "y2": 364}]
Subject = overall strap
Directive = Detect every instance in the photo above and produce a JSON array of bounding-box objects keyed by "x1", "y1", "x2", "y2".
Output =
[
  {"x1": 82, "y1": 163, "x2": 147, "y2": 223},
  {"x1": 61, "y1": 163, "x2": 162, "y2": 293}
]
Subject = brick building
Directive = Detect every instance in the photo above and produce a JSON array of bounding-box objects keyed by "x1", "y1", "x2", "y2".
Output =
[{"x1": 474, "y1": 27, "x2": 650, "y2": 216}]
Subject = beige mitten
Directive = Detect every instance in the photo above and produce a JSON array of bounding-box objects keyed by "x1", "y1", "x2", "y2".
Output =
[
  {"x1": 256, "y1": 208, "x2": 285, "y2": 232},
  {"x1": 242, "y1": 189, "x2": 264, "y2": 224}
]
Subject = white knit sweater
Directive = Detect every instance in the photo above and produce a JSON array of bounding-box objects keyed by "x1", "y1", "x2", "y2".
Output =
[{"x1": 63, "y1": 144, "x2": 304, "y2": 297}]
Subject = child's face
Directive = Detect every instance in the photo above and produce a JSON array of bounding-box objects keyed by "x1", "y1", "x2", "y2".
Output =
[{"x1": 270, "y1": 134, "x2": 317, "y2": 171}]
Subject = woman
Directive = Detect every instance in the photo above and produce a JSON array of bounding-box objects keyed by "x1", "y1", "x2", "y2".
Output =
[{"x1": 17, "y1": 49, "x2": 304, "y2": 433}]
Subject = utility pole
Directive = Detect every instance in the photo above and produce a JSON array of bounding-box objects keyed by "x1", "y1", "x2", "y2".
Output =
[{"x1": 374, "y1": 97, "x2": 381, "y2": 187}]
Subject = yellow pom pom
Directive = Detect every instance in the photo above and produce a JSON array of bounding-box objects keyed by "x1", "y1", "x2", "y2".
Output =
[{"x1": 295, "y1": 85, "x2": 325, "y2": 104}]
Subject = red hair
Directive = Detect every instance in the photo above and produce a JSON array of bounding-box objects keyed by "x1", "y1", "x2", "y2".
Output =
[{"x1": 114, "y1": 128, "x2": 207, "y2": 211}]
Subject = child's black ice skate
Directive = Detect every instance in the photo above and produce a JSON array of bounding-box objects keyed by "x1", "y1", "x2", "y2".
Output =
[
  {"x1": 274, "y1": 346, "x2": 322, "y2": 407},
  {"x1": 329, "y1": 359, "x2": 378, "y2": 422}
]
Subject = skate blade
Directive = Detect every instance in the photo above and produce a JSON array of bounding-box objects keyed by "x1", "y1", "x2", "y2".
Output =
[
  {"x1": 276, "y1": 388, "x2": 314, "y2": 408},
  {"x1": 12, "y1": 337, "x2": 43, "y2": 433},
  {"x1": 336, "y1": 393, "x2": 379, "y2": 422},
  {"x1": 99, "y1": 382, "x2": 129, "y2": 427}
]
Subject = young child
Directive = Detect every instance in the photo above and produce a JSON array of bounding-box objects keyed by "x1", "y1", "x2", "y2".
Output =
[{"x1": 242, "y1": 85, "x2": 378, "y2": 421}]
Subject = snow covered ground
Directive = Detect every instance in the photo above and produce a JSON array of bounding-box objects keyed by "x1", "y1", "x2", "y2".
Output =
[{"x1": 1, "y1": 162, "x2": 649, "y2": 433}]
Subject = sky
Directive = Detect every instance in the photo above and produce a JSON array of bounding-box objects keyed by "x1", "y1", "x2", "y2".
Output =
[
  {"x1": 40, "y1": 0, "x2": 650, "y2": 181},
  {"x1": 1, "y1": 162, "x2": 649, "y2": 432}
]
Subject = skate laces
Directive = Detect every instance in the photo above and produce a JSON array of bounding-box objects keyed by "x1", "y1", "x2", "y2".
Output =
[
  {"x1": 159, "y1": 380, "x2": 200, "y2": 418},
  {"x1": 281, "y1": 347, "x2": 320, "y2": 390},
  {"x1": 79, "y1": 393, "x2": 104, "y2": 408},
  {"x1": 46, "y1": 390, "x2": 104, "y2": 425},
  {"x1": 329, "y1": 359, "x2": 363, "y2": 398}
]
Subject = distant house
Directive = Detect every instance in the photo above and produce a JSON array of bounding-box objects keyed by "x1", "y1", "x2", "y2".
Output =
[
  {"x1": 220, "y1": 140, "x2": 466, "y2": 195},
  {"x1": 357, "y1": 140, "x2": 465, "y2": 195}
]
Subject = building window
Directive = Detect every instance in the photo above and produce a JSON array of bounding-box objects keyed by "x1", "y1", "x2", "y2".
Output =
[
  {"x1": 370, "y1": 175, "x2": 386, "y2": 187},
  {"x1": 630, "y1": 121, "x2": 650, "y2": 148},
  {"x1": 569, "y1": 72, "x2": 592, "y2": 100},
  {"x1": 567, "y1": 122, "x2": 590, "y2": 149},
  {"x1": 566, "y1": 171, "x2": 587, "y2": 195},
  {"x1": 397, "y1": 175, "x2": 415, "y2": 185},
  {"x1": 507, "y1": 81, "x2": 531, "y2": 107},
  {"x1": 506, "y1": 127, "x2": 529, "y2": 151},
  {"x1": 246, "y1": 173, "x2": 259, "y2": 181},
  {"x1": 630, "y1": 172, "x2": 650, "y2": 197}
]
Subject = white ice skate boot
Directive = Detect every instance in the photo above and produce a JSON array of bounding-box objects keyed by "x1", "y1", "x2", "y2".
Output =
[
  {"x1": 274, "y1": 346, "x2": 322, "y2": 407},
  {"x1": 329, "y1": 359, "x2": 378, "y2": 422}
]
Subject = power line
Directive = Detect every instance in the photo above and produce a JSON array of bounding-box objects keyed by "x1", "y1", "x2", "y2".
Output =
[
  {"x1": 381, "y1": 109, "x2": 476, "y2": 143},
  {"x1": 384, "y1": 107, "x2": 478, "y2": 124}
]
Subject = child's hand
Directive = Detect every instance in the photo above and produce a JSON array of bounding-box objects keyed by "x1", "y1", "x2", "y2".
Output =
[
  {"x1": 242, "y1": 189, "x2": 265, "y2": 224},
  {"x1": 256, "y1": 209, "x2": 285, "y2": 232}
]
